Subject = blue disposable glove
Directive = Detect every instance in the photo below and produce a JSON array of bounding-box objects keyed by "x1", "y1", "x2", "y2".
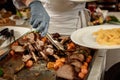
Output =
[{"x1": 29, "y1": 1, "x2": 50, "y2": 36}]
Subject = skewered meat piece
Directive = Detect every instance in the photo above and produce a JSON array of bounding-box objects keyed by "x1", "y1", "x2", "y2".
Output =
[
  {"x1": 45, "y1": 46, "x2": 60, "y2": 59},
  {"x1": 28, "y1": 43, "x2": 35, "y2": 52},
  {"x1": 56, "y1": 64, "x2": 75, "y2": 80},
  {"x1": 39, "y1": 51, "x2": 49, "y2": 61},
  {"x1": 31, "y1": 41, "x2": 49, "y2": 61},
  {"x1": 59, "y1": 36, "x2": 69, "y2": 44},
  {"x1": 27, "y1": 43, "x2": 38, "y2": 62},
  {"x1": 45, "y1": 45, "x2": 54, "y2": 55},
  {"x1": 70, "y1": 53, "x2": 85, "y2": 62},
  {"x1": 30, "y1": 51, "x2": 37, "y2": 62},
  {"x1": 22, "y1": 54, "x2": 32, "y2": 62},
  {"x1": 26, "y1": 32, "x2": 36, "y2": 43},
  {"x1": 18, "y1": 38, "x2": 29, "y2": 46},
  {"x1": 46, "y1": 47, "x2": 54, "y2": 55},
  {"x1": 34, "y1": 32, "x2": 41, "y2": 39},
  {"x1": 11, "y1": 45, "x2": 25, "y2": 52},
  {"x1": 35, "y1": 39, "x2": 44, "y2": 48},
  {"x1": 71, "y1": 60, "x2": 82, "y2": 72},
  {"x1": 71, "y1": 60, "x2": 82, "y2": 68}
]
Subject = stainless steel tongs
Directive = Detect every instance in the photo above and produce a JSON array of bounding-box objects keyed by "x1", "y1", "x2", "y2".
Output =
[{"x1": 46, "y1": 33, "x2": 65, "y2": 51}]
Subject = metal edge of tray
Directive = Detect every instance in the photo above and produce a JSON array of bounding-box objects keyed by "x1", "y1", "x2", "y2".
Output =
[
  {"x1": 87, "y1": 49, "x2": 107, "y2": 80},
  {"x1": 84, "y1": 49, "x2": 98, "y2": 80}
]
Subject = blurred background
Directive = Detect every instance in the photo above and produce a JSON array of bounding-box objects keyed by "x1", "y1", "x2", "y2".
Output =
[{"x1": 86, "y1": 0, "x2": 120, "y2": 12}]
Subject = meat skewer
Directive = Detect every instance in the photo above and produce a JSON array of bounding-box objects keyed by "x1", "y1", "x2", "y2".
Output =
[
  {"x1": 27, "y1": 43, "x2": 37, "y2": 62},
  {"x1": 40, "y1": 51, "x2": 49, "y2": 61},
  {"x1": 32, "y1": 42, "x2": 49, "y2": 61}
]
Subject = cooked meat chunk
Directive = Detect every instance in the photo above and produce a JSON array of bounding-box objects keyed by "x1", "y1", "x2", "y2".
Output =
[
  {"x1": 71, "y1": 60, "x2": 82, "y2": 72},
  {"x1": 46, "y1": 47, "x2": 54, "y2": 55},
  {"x1": 56, "y1": 64, "x2": 75, "y2": 80},
  {"x1": 22, "y1": 54, "x2": 32, "y2": 62},
  {"x1": 71, "y1": 60, "x2": 82, "y2": 68},
  {"x1": 18, "y1": 38, "x2": 28, "y2": 46},
  {"x1": 70, "y1": 53, "x2": 85, "y2": 62},
  {"x1": 26, "y1": 33, "x2": 35, "y2": 43},
  {"x1": 11, "y1": 45, "x2": 25, "y2": 52}
]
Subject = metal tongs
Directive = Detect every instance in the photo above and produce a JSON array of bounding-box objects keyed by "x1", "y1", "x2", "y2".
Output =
[{"x1": 46, "y1": 33, "x2": 65, "y2": 51}]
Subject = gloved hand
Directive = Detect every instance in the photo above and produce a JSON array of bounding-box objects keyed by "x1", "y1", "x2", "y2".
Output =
[{"x1": 29, "y1": 1, "x2": 50, "y2": 36}]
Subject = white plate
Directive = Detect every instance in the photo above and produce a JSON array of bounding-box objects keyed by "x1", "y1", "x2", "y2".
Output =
[
  {"x1": 70, "y1": 25, "x2": 120, "y2": 49},
  {"x1": 0, "y1": 26, "x2": 30, "y2": 47}
]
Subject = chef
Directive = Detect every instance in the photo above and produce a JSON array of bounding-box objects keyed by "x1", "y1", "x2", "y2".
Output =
[{"x1": 13, "y1": 0, "x2": 90, "y2": 36}]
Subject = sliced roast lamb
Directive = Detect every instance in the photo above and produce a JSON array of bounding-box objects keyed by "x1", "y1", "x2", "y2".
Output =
[
  {"x1": 71, "y1": 60, "x2": 82, "y2": 72},
  {"x1": 26, "y1": 32, "x2": 36, "y2": 43},
  {"x1": 56, "y1": 64, "x2": 75, "y2": 80},
  {"x1": 18, "y1": 38, "x2": 29, "y2": 46},
  {"x1": 71, "y1": 60, "x2": 82, "y2": 68},
  {"x1": 70, "y1": 53, "x2": 85, "y2": 62}
]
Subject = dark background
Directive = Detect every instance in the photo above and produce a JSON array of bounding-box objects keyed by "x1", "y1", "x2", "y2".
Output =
[{"x1": 0, "y1": 0, "x2": 16, "y2": 14}]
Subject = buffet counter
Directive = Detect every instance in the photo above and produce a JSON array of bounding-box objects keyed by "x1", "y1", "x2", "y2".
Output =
[
  {"x1": 87, "y1": 12, "x2": 120, "y2": 80},
  {"x1": 0, "y1": 11, "x2": 119, "y2": 80}
]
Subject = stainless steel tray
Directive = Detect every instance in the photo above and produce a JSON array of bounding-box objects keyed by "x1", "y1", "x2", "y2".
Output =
[{"x1": 0, "y1": 32, "x2": 96, "y2": 80}]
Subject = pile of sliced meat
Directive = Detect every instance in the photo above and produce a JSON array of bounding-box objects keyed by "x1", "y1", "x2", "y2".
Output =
[{"x1": 0, "y1": 32, "x2": 95, "y2": 80}]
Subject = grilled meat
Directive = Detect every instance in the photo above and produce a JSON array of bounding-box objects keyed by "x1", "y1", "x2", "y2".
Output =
[{"x1": 56, "y1": 64, "x2": 75, "y2": 80}]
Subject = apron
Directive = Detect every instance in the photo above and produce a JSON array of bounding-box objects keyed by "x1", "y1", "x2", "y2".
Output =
[
  {"x1": 42, "y1": 0, "x2": 90, "y2": 35},
  {"x1": 13, "y1": 0, "x2": 90, "y2": 35}
]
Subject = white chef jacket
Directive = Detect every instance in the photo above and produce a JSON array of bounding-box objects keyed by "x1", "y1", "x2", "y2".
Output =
[{"x1": 13, "y1": 0, "x2": 90, "y2": 35}]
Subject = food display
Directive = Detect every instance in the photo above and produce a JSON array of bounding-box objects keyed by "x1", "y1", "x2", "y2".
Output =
[
  {"x1": 93, "y1": 28, "x2": 120, "y2": 45},
  {"x1": 0, "y1": 31, "x2": 96, "y2": 80},
  {"x1": 0, "y1": 9, "x2": 16, "y2": 26}
]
